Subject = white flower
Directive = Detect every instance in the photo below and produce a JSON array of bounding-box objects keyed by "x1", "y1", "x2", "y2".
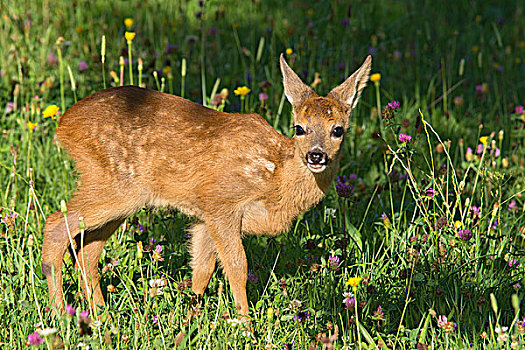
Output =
[
  {"x1": 289, "y1": 299, "x2": 302, "y2": 310},
  {"x1": 226, "y1": 318, "x2": 243, "y2": 326},
  {"x1": 38, "y1": 328, "x2": 58, "y2": 337},
  {"x1": 342, "y1": 292, "x2": 354, "y2": 298},
  {"x1": 325, "y1": 208, "x2": 336, "y2": 219}
]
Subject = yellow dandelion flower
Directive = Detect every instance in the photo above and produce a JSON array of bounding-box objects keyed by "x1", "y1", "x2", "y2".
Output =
[
  {"x1": 286, "y1": 48, "x2": 293, "y2": 55},
  {"x1": 234, "y1": 86, "x2": 251, "y2": 96},
  {"x1": 479, "y1": 136, "x2": 488, "y2": 146},
  {"x1": 27, "y1": 121, "x2": 37, "y2": 131},
  {"x1": 75, "y1": 25, "x2": 83, "y2": 33},
  {"x1": 43, "y1": 104, "x2": 60, "y2": 119},
  {"x1": 370, "y1": 73, "x2": 381, "y2": 83},
  {"x1": 163, "y1": 66, "x2": 172, "y2": 75},
  {"x1": 124, "y1": 18, "x2": 133, "y2": 29},
  {"x1": 472, "y1": 45, "x2": 479, "y2": 54},
  {"x1": 125, "y1": 31, "x2": 136, "y2": 41},
  {"x1": 454, "y1": 220, "x2": 462, "y2": 229},
  {"x1": 345, "y1": 276, "x2": 362, "y2": 287}
]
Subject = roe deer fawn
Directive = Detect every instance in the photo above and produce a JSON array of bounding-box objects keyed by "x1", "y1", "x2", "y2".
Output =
[{"x1": 42, "y1": 54, "x2": 371, "y2": 319}]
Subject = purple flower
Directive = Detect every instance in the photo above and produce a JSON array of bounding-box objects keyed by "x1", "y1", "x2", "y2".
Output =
[
  {"x1": 388, "y1": 100, "x2": 400, "y2": 110},
  {"x1": 247, "y1": 269, "x2": 258, "y2": 283},
  {"x1": 348, "y1": 173, "x2": 357, "y2": 181},
  {"x1": 328, "y1": 255, "x2": 340, "y2": 270},
  {"x1": 66, "y1": 304, "x2": 76, "y2": 316},
  {"x1": 152, "y1": 315, "x2": 159, "y2": 324},
  {"x1": 490, "y1": 219, "x2": 498, "y2": 230},
  {"x1": 5, "y1": 101, "x2": 14, "y2": 114},
  {"x1": 508, "y1": 200, "x2": 517, "y2": 211},
  {"x1": 508, "y1": 259, "x2": 519, "y2": 268},
  {"x1": 78, "y1": 61, "x2": 88, "y2": 71},
  {"x1": 393, "y1": 50, "x2": 402, "y2": 60},
  {"x1": 209, "y1": 27, "x2": 217, "y2": 36},
  {"x1": 470, "y1": 206, "x2": 481, "y2": 218},
  {"x1": 516, "y1": 105, "x2": 524, "y2": 114},
  {"x1": 341, "y1": 18, "x2": 349, "y2": 27},
  {"x1": 336, "y1": 182, "x2": 354, "y2": 198},
  {"x1": 164, "y1": 44, "x2": 178, "y2": 55},
  {"x1": 398, "y1": 133, "x2": 412, "y2": 143},
  {"x1": 282, "y1": 342, "x2": 294, "y2": 350},
  {"x1": 47, "y1": 52, "x2": 58, "y2": 66},
  {"x1": 475, "y1": 84, "x2": 483, "y2": 92},
  {"x1": 195, "y1": 11, "x2": 202, "y2": 19},
  {"x1": 294, "y1": 310, "x2": 310, "y2": 323},
  {"x1": 425, "y1": 188, "x2": 437, "y2": 198},
  {"x1": 259, "y1": 93, "x2": 268, "y2": 101},
  {"x1": 343, "y1": 295, "x2": 355, "y2": 310},
  {"x1": 27, "y1": 331, "x2": 44, "y2": 346},
  {"x1": 368, "y1": 46, "x2": 376, "y2": 55},
  {"x1": 476, "y1": 144, "x2": 484, "y2": 154},
  {"x1": 149, "y1": 237, "x2": 156, "y2": 245},
  {"x1": 138, "y1": 224, "x2": 145, "y2": 233},
  {"x1": 399, "y1": 173, "x2": 408, "y2": 180},
  {"x1": 458, "y1": 229, "x2": 472, "y2": 241},
  {"x1": 78, "y1": 310, "x2": 92, "y2": 336},
  {"x1": 437, "y1": 315, "x2": 448, "y2": 328}
]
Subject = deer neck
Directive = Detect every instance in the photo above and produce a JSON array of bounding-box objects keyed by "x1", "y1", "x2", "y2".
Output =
[{"x1": 277, "y1": 145, "x2": 339, "y2": 215}]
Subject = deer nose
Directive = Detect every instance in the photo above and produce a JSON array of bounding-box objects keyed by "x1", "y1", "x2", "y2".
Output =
[{"x1": 306, "y1": 150, "x2": 328, "y2": 165}]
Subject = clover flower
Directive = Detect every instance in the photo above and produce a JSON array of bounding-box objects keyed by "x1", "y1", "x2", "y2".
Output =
[
  {"x1": 335, "y1": 175, "x2": 354, "y2": 198},
  {"x1": 425, "y1": 188, "x2": 436, "y2": 198},
  {"x1": 66, "y1": 304, "x2": 76, "y2": 316},
  {"x1": 78, "y1": 61, "x2": 88, "y2": 72},
  {"x1": 328, "y1": 255, "x2": 340, "y2": 270},
  {"x1": 387, "y1": 100, "x2": 400, "y2": 110},
  {"x1": 342, "y1": 292, "x2": 355, "y2": 310},
  {"x1": 398, "y1": 133, "x2": 412, "y2": 143},
  {"x1": 516, "y1": 105, "x2": 524, "y2": 114},
  {"x1": 78, "y1": 310, "x2": 92, "y2": 336},
  {"x1": 247, "y1": 269, "x2": 258, "y2": 283},
  {"x1": 27, "y1": 331, "x2": 44, "y2": 346},
  {"x1": 458, "y1": 229, "x2": 472, "y2": 241},
  {"x1": 152, "y1": 245, "x2": 164, "y2": 262},
  {"x1": 259, "y1": 93, "x2": 268, "y2": 101}
]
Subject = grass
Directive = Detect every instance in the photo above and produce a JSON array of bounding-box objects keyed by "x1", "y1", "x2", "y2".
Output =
[{"x1": 1, "y1": 0, "x2": 524, "y2": 348}]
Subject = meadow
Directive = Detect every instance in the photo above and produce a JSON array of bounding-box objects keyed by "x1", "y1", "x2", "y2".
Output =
[{"x1": 1, "y1": 0, "x2": 524, "y2": 348}]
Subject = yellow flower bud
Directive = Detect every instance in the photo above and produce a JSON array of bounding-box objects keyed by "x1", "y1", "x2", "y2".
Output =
[{"x1": 370, "y1": 73, "x2": 381, "y2": 83}]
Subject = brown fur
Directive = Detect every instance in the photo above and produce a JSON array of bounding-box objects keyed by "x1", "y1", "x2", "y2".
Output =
[{"x1": 42, "y1": 54, "x2": 371, "y2": 318}]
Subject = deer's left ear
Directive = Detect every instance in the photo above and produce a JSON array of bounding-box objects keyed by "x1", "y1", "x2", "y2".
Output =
[{"x1": 328, "y1": 55, "x2": 372, "y2": 111}]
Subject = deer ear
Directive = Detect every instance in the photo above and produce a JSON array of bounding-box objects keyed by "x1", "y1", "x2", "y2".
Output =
[
  {"x1": 328, "y1": 55, "x2": 372, "y2": 110},
  {"x1": 280, "y1": 54, "x2": 316, "y2": 106}
]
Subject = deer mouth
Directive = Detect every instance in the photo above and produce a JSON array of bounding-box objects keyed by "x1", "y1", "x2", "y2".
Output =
[
  {"x1": 307, "y1": 162, "x2": 327, "y2": 173},
  {"x1": 305, "y1": 150, "x2": 329, "y2": 173}
]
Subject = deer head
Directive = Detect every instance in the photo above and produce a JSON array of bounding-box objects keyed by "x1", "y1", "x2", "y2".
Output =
[{"x1": 280, "y1": 54, "x2": 372, "y2": 173}]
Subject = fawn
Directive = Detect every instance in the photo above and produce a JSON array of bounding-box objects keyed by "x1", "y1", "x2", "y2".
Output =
[{"x1": 42, "y1": 54, "x2": 371, "y2": 319}]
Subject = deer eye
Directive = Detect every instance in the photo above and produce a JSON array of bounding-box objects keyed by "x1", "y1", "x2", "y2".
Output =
[
  {"x1": 332, "y1": 126, "x2": 344, "y2": 138},
  {"x1": 294, "y1": 125, "x2": 306, "y2": 136}
]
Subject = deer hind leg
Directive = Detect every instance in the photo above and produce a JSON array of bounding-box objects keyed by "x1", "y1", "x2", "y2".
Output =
[
  {"x1": 206, "y1": 218, "x2": 249, "y2": 319},
  {"x1": 190, "y1": 223, "x2": 217, "y2": 295},
  {"x1": 75, "y1": 219, "x2": 124, "y2": 315},
  {"x1": 42, "y1": 193, "x2": 137, "y2": 314}
]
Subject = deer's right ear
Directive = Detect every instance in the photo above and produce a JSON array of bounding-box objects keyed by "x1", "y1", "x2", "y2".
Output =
[{"x1": 280, "y1": 54, "x2": 316, "y2": 107}]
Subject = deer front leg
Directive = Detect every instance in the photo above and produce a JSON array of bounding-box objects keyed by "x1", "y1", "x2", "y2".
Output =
[
  {"x1": 207, "y1": 219, "x2": 249, "y2": 319},
  {"x1": 190, "y1": 223, "x2": 217, "y2": 295}
]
